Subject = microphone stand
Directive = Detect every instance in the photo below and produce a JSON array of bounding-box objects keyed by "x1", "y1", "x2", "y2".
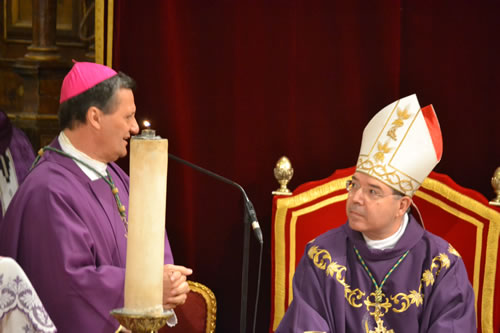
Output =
[
  {"x1": 167, "y1": 153, "x2": 262, "y2": 333},
  {"x1": 240, "y1": 208, "x2": 251, "y2": 333}
]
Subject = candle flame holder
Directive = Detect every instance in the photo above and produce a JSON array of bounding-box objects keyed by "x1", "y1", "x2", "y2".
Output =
[
  {"x1": 134, "y1": 127, "x2": 162, "y2": 140},
  {"x1": 111, "y1": 308, "x2": 173, "y2": 333}
]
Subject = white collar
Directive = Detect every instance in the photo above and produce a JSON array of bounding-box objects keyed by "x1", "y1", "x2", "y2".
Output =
[
  {"x1": 58, "y1": 131, "x2": 107, "y2": 181},
  {"x1": 363, "y1": 213, "x2": 409, "y2": 250}
]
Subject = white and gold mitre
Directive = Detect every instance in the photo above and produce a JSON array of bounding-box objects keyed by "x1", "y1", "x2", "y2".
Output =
[{"x1": 356, "y1": 94, "x2": 443, "y2": 196}]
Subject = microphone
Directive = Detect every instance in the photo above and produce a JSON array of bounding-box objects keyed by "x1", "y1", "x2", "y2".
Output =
[
  {"x1": 168, "y1": 153, "x2": 263, "y2": 244},
  {"x1": 244, "y1": 196, "x2": 263, "y2": 244}
]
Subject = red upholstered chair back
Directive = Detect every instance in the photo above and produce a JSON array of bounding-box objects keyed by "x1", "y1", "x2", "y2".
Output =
[
  {"x1": 270, "y1": 166, "x2": 500, "y2": 333},
  {"x1": 160, "y1": 281, "x2": 216, "y2": 333}
]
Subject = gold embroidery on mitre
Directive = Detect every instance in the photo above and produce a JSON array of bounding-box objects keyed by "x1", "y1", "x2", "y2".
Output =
[
  {"x1": 308, "y1": 245, "x2": 453, "y2": 332},
  {"x1": 356, "y1": 157, "x2": 420, "y2": 195},
  {"x1": 374, "y1": 142, "x2": 393, "y2": 163},
  {"x1": 357, "y1": 107, "x2": 422, "y2": 196},
  {"x1": 386, "y1": 108, "x2": 411, "y2": 141}
]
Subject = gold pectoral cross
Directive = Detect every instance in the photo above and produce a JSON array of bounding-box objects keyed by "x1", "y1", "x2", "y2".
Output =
[{"x1": 364, "y1": 307, "x2": 395, "y2": 333}]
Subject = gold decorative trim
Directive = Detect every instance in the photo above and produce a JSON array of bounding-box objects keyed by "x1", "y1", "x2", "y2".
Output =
[
  {"x1": 386, "y1": 107, "x2": 411, "y2": 141},
  {"x1": 308, "y1": 244, "x2": 453, "y2": 332},
  {"x1": 308, "y1": 246, "x2": 364, "y2": 309},
  {"x1": 111, "y1": 308, "x2": 173, "y2": 332},
  {"x1": 288, "y1": 193, "x2": 348, "y2": 303},
  {"x1": 356, "y1": 159, "x2": 419, "y2": 195},
  {"x1": 95, "y1": 0, "x2": 114, "y2": 66},
  {"x1": 272, "y1": 175, "x2": 351, "y2": 330},
  {"x1": 448, "y1": 244, "x2": 461, "y2": 258},
  {"x1": 95, "y1": 0, "x2": 105, "y2": 65},
  {"x1": 419, "y1": 177, "x2": 500, "y2": 333},
  {"x1": 366, "y1": 99, "x2": 401, "y2": 156},
  {"x1": 420, "y1": 177, "x2": 500, "y2": 221},
  {"x1": 483, "y1": 219, "x2": 499, "y2": 333},
  {"x1": 414, "y1": 190, "x2": 483, "y2": 312},
  {"x1": 6, "y1": 113, "x2": 58, "y2": 121},
  {"x1": 3, "y1": 1, "x2": 6, "y2": 41},
  {"x1": 188, "y1": 280, "x2": 217, "y2": 333},
  {"x1": 106, "y1": 0, "x2": 114, "y2": 67}
]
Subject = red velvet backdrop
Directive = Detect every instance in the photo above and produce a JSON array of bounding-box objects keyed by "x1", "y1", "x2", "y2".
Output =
[{"x1": 113, "y1": 1, "x2": 499, "y2": 331}]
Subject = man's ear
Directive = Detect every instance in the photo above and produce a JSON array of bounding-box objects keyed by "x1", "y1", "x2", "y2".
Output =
[
  {"x1": 399, "y1": 196, "x2": 412, "y2": 216},
  {"x1": 86, "y1": 106, "x2": 102, "y2": 130}
]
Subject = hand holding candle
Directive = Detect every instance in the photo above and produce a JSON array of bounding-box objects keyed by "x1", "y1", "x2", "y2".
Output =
[{"x1": 162, "y1": 264, "x2": 193, "y2": 309}]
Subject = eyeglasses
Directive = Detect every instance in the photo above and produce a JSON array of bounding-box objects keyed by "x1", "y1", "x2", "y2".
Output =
[{"x1": 346, "y1": 179, "x2": 399, "y2": 201}]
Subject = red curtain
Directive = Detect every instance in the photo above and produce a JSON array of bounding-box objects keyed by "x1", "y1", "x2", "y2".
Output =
[{"x1": 113, "y1": 1, "x2": 499, "y2": 331}]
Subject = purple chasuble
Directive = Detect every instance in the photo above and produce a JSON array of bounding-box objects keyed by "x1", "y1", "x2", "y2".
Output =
[
  {"x1": 276, "y1": 215, "x2": 476, "y2": 333},
  {"x1": 0, "y1": 111, "x2": 35, "y2": 222},
  {"x1": 0, "y1": 138, "x2": 174, "y2": 333}
]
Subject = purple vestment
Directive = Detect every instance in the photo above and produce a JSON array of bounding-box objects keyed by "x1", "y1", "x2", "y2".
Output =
[
  {"x1": 0, "y1": 111, "x2": 35, "y2": 221},
  {"x1": 0, "y1": 139, "x2": 174, "y2": 333},
  {"x1": 7, "y1": 127, "x2": 35, "y2": 181},
  {"x1": 276, "y1": 215, "x2": 476, "y2": 333}
]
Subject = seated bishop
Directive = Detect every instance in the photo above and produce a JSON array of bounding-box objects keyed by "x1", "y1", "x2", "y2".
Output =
[{"x1": 276, "y1": 94, "x2": 476, "y2": 333}]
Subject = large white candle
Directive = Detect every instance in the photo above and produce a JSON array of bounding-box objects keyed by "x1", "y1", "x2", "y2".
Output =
[{"x1": 124, "y1": 131, "x2": 168, "y2": 315}]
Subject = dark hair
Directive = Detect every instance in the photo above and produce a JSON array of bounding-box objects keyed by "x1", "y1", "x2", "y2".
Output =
[
  {"x1": 391, "y1": 187, "x2": 405, "y2": 197},
  {"x1": 58, "y1": 72, "x2": 136, "y2": 130},
  {"x1": 391, "y1": 187, "x2": 412, "y2": 214}
]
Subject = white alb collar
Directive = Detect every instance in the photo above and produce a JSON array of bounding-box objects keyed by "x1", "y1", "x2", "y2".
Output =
[
  {"x1": 363, "y1": 213, "x2": 409, "y2": 250},
  {"x1": 58, "y1": 131, "x2": 107, "y2": 181}
]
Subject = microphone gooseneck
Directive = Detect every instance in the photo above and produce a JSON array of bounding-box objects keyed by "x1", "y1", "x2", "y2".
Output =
[
  {"x1": 168, "y1": 152, "x2": 263, "y2": 333},
  {"x1": 168, "y1": 153, "x2": 263, "y2": 244}
]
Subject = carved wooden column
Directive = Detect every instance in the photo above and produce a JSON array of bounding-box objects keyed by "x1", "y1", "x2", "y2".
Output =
[
  {"x1": 1, "y1": 0, "x2": 93, "y2": 151},
  {"x1": 24, "y1": 0, "x2": 61, "y2": 61},
  {"x1": 11, "y1": 0, "x2": 68, "y2": 150}
]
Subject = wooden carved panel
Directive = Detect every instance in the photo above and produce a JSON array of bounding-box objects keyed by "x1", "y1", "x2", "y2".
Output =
[{"x1": 3, "y1": 0, "x2": 91, "y2": 46}]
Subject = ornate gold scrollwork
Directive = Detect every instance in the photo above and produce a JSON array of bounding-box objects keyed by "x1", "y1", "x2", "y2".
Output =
[
  {"x1": 448, "y1": 244, "x2": 461, "y2": 258},
  {"x1": 309, "y1": 245, "x2": 364, "y2": 308},
  {"x1": 386, "y1": 108, "x2": 411, "y2": 141},
  {"x1": 307, "y1": 243, "x2": 456, "y2": 332},
  {"x1": 374, "y1": 142, "x2": 393, "y2": 163},
  {"x1": 391, "y1": 290, "x2": 423, "y2": 313},
  {"x1": 311, "y1": 248, "x2": 331, "y2": 270},
  {"x1": 356, "y1": 158, "x2": 418, "y2": 195},
  {"x1": 345, "y1": 288, "x2": 365, "y2": 308},
  {"x1": 430, "y1": 253, "x2": 450, "y2": 277},
  {"x1": 365, "y1": 293, "x2": 391, "y2": 317}
]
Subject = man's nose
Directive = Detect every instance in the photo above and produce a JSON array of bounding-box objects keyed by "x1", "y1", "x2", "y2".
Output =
[
  {"x1": 350, "y1": 187, "x2": 365, "y2": 204},
  {"x1": 130, "y1": 118, "x2": 140, "y2": 135}
]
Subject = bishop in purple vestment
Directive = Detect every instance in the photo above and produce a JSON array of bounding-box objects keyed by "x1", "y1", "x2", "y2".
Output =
[
  {"x1": 0, "y1": 63, "x2": 192, "y2": 332},
  {"x1": 277, "y1": 216, "x2": 476, "y2": 333},
  {"x1": 276, "y1": 95, "x2": 476, "y2": 332}
]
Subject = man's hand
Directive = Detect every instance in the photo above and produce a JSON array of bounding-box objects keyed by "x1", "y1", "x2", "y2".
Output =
[{"x1": 163, "y1": 264, "x2": 193, "y2": 310}]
